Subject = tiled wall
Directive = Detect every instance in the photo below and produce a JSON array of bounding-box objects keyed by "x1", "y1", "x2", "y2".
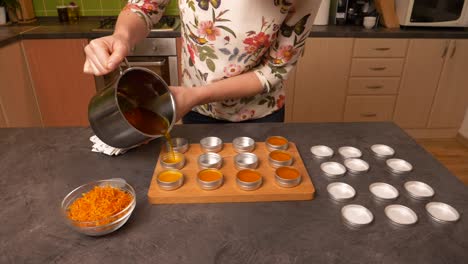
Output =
[{"x1": 32, "y1": 0, "x2": 178, "y2": 17}]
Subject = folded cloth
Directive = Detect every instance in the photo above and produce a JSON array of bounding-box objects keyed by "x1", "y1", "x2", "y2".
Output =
[{"x1": 90, "y1": 135, "x2": 130, "y2": 156}]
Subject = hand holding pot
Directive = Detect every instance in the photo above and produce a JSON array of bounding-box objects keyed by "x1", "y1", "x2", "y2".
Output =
[{"x1": 83, "y1": 34, "x2": 130, "y2": 76}]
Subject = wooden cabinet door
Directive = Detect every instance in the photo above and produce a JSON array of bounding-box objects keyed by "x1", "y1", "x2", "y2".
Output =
[
  {"x1": 0, "y1": 42, "x2": 42, "y2": 127},
  {"x1": 0, "y1": 103, "x2": 6, "y2": 127},
  {"x1": 393, "y1": 39, "x2": 447, "y2": 128},
  {"x1": 428, "y1": 40, "x2": 468, "y2": 128},
  {"x1": 292, "y1": 38, "x2": 353, "y2": 122},
  {"x1": 23, "y1": 39, "x2": 96, "y2": 127}
]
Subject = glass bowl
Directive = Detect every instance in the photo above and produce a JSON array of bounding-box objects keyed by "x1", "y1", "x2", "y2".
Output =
[{"x1": 60, "y1": 178, "x2": 136, "y2": 236}]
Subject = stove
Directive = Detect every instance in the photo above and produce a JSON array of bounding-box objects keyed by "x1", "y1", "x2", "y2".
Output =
[{"x1": 92, "y1": 16, "x2": 180, "y2": 32}]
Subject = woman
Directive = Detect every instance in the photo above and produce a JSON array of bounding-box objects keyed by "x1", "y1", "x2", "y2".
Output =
[{"x1": 84, "y1": 0, "x2": 321, "y2": 123}]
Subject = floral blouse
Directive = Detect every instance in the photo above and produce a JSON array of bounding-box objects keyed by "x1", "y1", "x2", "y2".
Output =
[{"x1": 127, "y1": 0, "x2": 321, "y2": 122}]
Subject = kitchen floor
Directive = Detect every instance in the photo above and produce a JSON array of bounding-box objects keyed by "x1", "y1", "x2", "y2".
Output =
[{"x1": 417, "y1": 138, "x2": 468, "y2": 185}]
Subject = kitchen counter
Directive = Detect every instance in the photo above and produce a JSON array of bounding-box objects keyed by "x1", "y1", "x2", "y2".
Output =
[
  {"x1": 0, "y1": 122, "x2": 467, "y2": 263},
  {"x1": 2, "y1": 18, "x2": 468, "y2": 48}
]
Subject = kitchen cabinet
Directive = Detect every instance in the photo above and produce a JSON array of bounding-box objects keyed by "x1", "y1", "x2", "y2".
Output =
[
  {"x1": 428, "y1": 40, "x2": 468, "y2": 128},
  {"x1": 22, "y1": 39, "x2": 96, "y2": 127},
  {"x1": 291, "y1": 38, "x2": 353, "y2": 122},
  {"x1": 394, "y1": 39, "x2": 447, "y2": 128},
  {"x1": 0, "y1": 42, "x2": 42, "y2": 127},
  {"x1": 0, "y1": 103, "x2": 6, "y2": 127},
  {"x1": 344, "y1": 95, "x2": 396, "y2": 122}
]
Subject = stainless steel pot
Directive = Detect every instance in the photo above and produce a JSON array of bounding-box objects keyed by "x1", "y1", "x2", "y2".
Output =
[{"x1": 88, "y1": 60, "x2": 176, "y2": 148}]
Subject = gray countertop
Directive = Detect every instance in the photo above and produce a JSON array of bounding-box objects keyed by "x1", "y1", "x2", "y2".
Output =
[
  {"x1": 2, "y1": 18, "x2": 468, "y2": 48},
  {"x1": 0, "y1": 122, "x2": 467, "y2": 264}
]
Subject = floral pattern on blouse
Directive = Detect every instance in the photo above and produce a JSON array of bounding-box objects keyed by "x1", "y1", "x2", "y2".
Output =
[{"x1": 127, "y1": 0, "x2": 321, "y2": 122}]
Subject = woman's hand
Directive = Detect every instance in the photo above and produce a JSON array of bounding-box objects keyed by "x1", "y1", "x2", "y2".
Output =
[
  {"x1": 169, "y1": 86, "x2": 201, "y2": 121},
  {"x1": 83, "y1": 34, "x2": 131, "y2": 76}
]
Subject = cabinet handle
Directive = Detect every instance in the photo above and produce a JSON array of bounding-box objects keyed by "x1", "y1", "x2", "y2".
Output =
[
  {"x1": 374, "y1": 47, "x2": 390, "y2": 51},
  {"x1": 366, "y1": 85, "x2": 384, "y2": 89},
  {"x1": 441, "y1": 41, "x2": 449, "y2": 58},
  {"x1": 369, "y1": 67, "x2": 386, "y2": 71},
  {"x1": 450, "y1": 41, "x2": 457, "y2": 58},
  {"x1": 360, "y1": 113, "x2": 377, "y2": 118}
]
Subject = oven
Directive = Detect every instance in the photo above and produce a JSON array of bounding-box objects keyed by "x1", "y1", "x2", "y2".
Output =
[{"x1": 94, "y1": 38, "x2": 179, "y2": 91}]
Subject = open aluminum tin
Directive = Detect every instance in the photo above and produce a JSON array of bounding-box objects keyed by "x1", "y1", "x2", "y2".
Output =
[
  {"x1": 200, "y1": 136, "x2": 223, "y2": 153},
  {"x1": 198, "y1": 152, "x2": 223, "y2": 169},
  {"x1": 274, "y1": 166, "x2": 302, "y2": 188},
  {"x1": 404, "y1": 181, "x2": 435, "y2": 200},
  {"x1": 310, "y1": 145, "x2": 334, "y2": 159},
  {"x1": 234, "y1": 153, "x2": 259, "y2": 170},
  {"x1": 160, "y1": 152, "x2": 186, "y2": 170},
  {"x1": 338, "y1": 146, "x2": 362, "y2": 159},
  {"x1": 341, "y1": 204, "x2": 374, "y2": 228},
  {"x1": 385, "y1": 204, "x2": 418, "y2": 227},
  {"x1": 165, "y1": 137, "x2": 189, "y2": 153},
  {"x1": 327, "y1": 182, "x2": 356, "y2": 202},
  {"x1": 386, "y1": 158, "x2": 413, "y2": 175},
  {"x1": 369, "y1": 182, "x2": 399, "y2": 201},
  {"x1": 233, "y1": 137, "x2": 255, "y2": 153},
  {"x1": 265, "y1": 136, "x2": 289, "y2": 152},
  {"x1": 320, "y1": 162, "x2": 347, "y2": 178},
  {"x1": 236, "y1": 169, "x2": 263, "y2": 191},
  {"x1": 371, "y1": 144, "x2": 395, "y2": 159},
  {"x1": 425, "y1": 202, "x2": 460, "y2": 223},
  {"x1": 197, "y1": 169, "x2": 224, "y2": 190},
  {"x1": 156, "y1": 169, "x2": 184, "y2": 191},
  {"x1": 268, "y1": 150, "x2": 294, "y2": 169},
  {"x1": 344, "y1": 158, "x2": 370, "y2": 174}
]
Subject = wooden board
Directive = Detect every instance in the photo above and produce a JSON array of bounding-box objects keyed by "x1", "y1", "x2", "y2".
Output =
[{"x1": 148, "y1": 142, "x2": 315, "y2": 204}]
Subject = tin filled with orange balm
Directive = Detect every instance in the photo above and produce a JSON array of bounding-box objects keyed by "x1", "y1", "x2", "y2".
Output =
[
  {"x1": 275, "y1": 166, "x2": 301, "y2": 188},
  {"x1": 268, "y1": 150, "x2": 293, "y2": 168},
  {"x1": 197, "y1": 169, "x2": 224, "y2": 190},
  {"x1": 157, "y1": 169, "x2": 184, "y2": 190},
  {"x1": 236, "y1": 169, "x2": 262, "y2": 191},
  {"x1": 160, "y1": 151, "x2": 185, "y2": 170},
  {"x1": 266, "y1": 136, "x2": 289, "y2": 151}
]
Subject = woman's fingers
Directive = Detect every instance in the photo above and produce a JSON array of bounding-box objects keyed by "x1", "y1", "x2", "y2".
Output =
[
  {"x1": 89, "y1": 39, "x2": 114, "y2": 73},
  {"x1": 84, "y1": 44, "x2": 108, "y2": 75},
  {"x1": 107, "y1": 40, "x2": 128, "y2": 70}
]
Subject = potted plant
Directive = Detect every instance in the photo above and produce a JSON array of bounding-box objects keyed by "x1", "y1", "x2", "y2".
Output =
[{"x1": 0, "y1": 0, "x2": 20, "y2": 24}]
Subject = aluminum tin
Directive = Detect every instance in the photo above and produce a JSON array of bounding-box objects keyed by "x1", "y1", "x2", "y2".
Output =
[
  {"x1": 234, "y1": 153, "x2": 258, "y2": 170},
  {"x1": 338, "y1": 146, "x2": 362, "y2": 159},
  {"x1": 371, "y1": 144, "x2": 395, "y2": 159},
  {"x1": 327, "y1": 182, "x2": 356, "y2": 202},
  {"x1": 344, "y1": 158, "x2": 370, "y2": 174},
  {"x1": 404, "y1": 181, "x2": 435, "y2": 200},
  {"x1": 160, "y1": 152, "x2": 186, "y2": 169},
  {"x1": 198, "y1": 152, "x2": 223, "y2": 169},
  {"x1": 425, "y1": 202, "x2": 460, "y2": 223},
  {"x1": 265, "y1": 136, "x2": 289, "y2": 152},
  {"x1": 236, "y1": 169, "x2": 263, "y2": 191},
  {"x1": 200, "y1": 136, "x2": 223, "y2": 153},
  {"x1": 385, "y1": 204, "x2": 418, "y2": 227},
  {"x1": 386, "y1": 158, "x2": 413, "y2": 175},
  {"x1": 274, "y1": 166, "x2": 301, "y2": 188},
  {"x1": 165, "y1": 137, "x2": 189, "y2": 153},
  {"x1": 233, "y1": 137, "x2": 255, "y2": 153},
  {"x1": 197, "y1": 169, "x2": 224, "y2": 190},
  {"x1": 341, "y1": 204, "x2": 374, "y2": 228},
  {"x1": 369, "y1": 182, "x2": 399, "y2": 201},
  {"x1": 156, "y1": 169, "x2": 184, "y2": 191},
  {"x1": 268, "y1": 150, "x2": 294, "y2": 168},
  {"x1": 310, "y1": 145, "x2": 334, "y2": 159},
  {"x1": 320, "y1": 161, "x2": 347, "y2": 178}
]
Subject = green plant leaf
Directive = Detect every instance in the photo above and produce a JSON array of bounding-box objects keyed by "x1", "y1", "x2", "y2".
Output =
[
  {"x1": 206, "y1": 59, "x2": 216, "y2": 72},
  {"x1": 217, "y1": 25, "x2": 237, "y2": 38}
]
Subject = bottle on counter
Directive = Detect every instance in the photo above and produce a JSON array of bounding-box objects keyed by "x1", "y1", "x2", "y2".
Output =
[{"x1": 67, "y1": 2, "x2": 80, "y2": 24}]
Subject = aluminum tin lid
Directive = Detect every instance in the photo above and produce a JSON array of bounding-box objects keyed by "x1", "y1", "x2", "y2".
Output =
[
  {"x1": 404, "y1": 181, "x2": 435, "y2": 200},
  {"x1": 386, "y1": 158, "x2": 413, "y2": 174},
  {"x1": 233, "y1": 137, "x2": 255, "y2": 153},
  {"x1": 370, "y1": 144, "x2": 395, "y2": 158},
  {"x1": 156, "y1": 169, "x2": 184, "y2": 191},
  {"x1": 165, "y1": 137, "x2": 189, "y2": 153},
  {"x1": 344, "y1": 158, "x2": 370, "y2": 174},
  {"x1": 236, "y1": 169, "x2": 263, "y2": 191},
  {"x1": 198, "y1": 152, "x2": 223, "y2": 169},
  {"x1": 160, "y1": 152, "x2": 186, "y2": 170},
  {"x1": 369, "y1": 182, "x2": 399, "y2": 201},
  {"x1": 234, "y1": 152, "x2": 258, "y2": 170},
  {"x1": 338, "y1": 146, "x2": 362, "y2": 159},
  {"x1": 341, "y1": 204, "x2": 374, "y2": 227},
  {"x1": 327, "y1": 182, "x2": 356, "y2": 202},
  {"x1": 425, "y1": 202, "x2": 460, "y2": 223},
  {"x1": 320, "y1": 162, "x2": 346, "y2": 178},
  {"x1": 310, "y1": 145, "x2": 334, "y2": 159},
  {"x1": 385, "y1": 204, "x2": 418, "y2": 226},
  {"x1": 200, "y1": 136, "x2": 223, "y2": 153}
]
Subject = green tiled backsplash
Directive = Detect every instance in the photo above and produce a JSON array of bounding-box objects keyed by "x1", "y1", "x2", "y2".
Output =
[{"x1": 33, "y1": 0, "x2": 179, "y2": 17}]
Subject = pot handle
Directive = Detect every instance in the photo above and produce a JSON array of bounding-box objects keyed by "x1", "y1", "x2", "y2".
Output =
[{"x1": 119, "y1": 57, "x2": 131, "y2": 75}]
